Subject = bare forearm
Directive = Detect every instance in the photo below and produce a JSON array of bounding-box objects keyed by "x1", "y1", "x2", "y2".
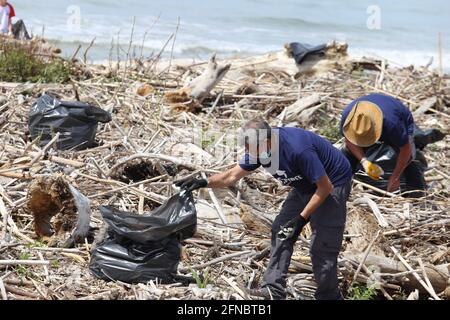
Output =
[
  {"x1": 301, "y1": 189, "x2": 331, "y2": 219},
  {"x1": 207, "y1": 172, "x2": 237, "y2": 188},
  {"x1": 345, "y1": 139, "x2": 365, "y2": 161},
  {"x1": 392, "y1": 144, "x2": 412, "y2": 179},
  {"x1": 207, "y1": 165, "x2": 250, "y2": 188},
  {"x1": 300, "y1": 176, "x2": 333, "y2": 219}
]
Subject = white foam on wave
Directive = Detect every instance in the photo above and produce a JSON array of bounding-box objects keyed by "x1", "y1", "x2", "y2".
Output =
[{"x1": 349, "y1": 47, "x2": 449, "y2": 72}]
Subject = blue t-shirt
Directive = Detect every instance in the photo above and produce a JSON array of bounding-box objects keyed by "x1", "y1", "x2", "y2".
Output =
[
  {"x1": 340, "y1": 93, "x2": 414, "y2": 149},
  {"x1": 239, "y1": 127, "x2": 352, "y2": 193}
]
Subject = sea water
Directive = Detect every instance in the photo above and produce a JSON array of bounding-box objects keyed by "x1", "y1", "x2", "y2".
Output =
[{"x1": 11, "y1": 0, "x2": 450, "y2": 70}]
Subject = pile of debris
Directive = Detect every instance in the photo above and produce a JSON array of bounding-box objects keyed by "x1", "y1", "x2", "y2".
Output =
[{"x1": 0, "y1": 41, "x2": 448, "y2": 300}]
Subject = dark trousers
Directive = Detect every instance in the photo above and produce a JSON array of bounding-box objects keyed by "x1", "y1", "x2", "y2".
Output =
[
  {"x1": 261, "y1": 180, "x2": 351, "y2": 300},
  {"x1": 341, "y1": 144, "x2": 426, "y2": 197}
]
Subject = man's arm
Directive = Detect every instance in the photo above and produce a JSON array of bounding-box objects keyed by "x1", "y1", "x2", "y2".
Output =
[
  {"x1": 207, "y1": 164, "x2": 252, "y2": 188},
  {"x1": 387, "y1": 142, "x2": 412, "y2": 192},
  {"x1": 277, "y1": 174, "x2": 334, "y2": 240},
  {"x1": 300, "y1": 175, "x2": 333, "y2": 220},
  {"x1": 345, "y1": 138, "x2": 365, "y2": 161}
]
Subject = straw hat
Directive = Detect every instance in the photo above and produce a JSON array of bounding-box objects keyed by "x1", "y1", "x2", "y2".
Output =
[{"x1": 342, "y1": 101, "x2": 383, "y2": 147}]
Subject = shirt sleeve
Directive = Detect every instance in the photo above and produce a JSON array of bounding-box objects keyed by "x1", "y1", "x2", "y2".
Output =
[
  {"x1": 385, "y1": 121, "x2": 409, "y2": 148},
  {"x1": 238, "y1": 153, "x2": 261, "y2": 172},
  {"x1": 8, "y1": 4, "x2": 15, "y2": 18},
  {"x1": 296, "y1": 149, "x2": 327, "y2": 184}
]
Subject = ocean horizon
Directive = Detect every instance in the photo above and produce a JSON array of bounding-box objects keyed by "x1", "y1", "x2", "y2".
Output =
[{"x1": 10, "y1": 0, "x2": 450, "y2": 70}]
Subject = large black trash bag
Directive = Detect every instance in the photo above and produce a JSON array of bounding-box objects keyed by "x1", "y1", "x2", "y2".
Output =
[
  {"x1": 355, "y1": 143, "x2": 408, "y2": 190},
  {"x1": 354, "y1": 124, "x2": 445, "y2": 190},
  {"x1": 28, "y1": 94, "x2": 112, "y2": 151},
  {"x1": 90, "y1": 190, "x2": 197, "y2": 284},
  {"x1": 12, "y1": 20, "x2": 31, "y2": 40}
]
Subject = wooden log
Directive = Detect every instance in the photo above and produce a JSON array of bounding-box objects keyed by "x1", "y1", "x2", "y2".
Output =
[
  {"x1": 164, "y1": 54, "x2": 231, "y2": 104},
  {"x1": 281, "y1": 93, "x2": 321, "y2": 123},
  {"x1": 345, "y1": 253, "x2": 449, "y2": 294},
  {"x1": 0, "y1": 259, "x2": 49, "y2": 266},
  {"x1": 185, "y1": 54, "x2": 231, "y2": 102},
  {"x1": 353, "y1": 197, "x2": 389, "y2": 228}
]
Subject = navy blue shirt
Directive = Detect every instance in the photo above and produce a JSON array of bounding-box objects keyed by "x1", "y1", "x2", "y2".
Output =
[
  {"x1": 239, "y1": 127, "x2": 352, "y2": 193},
  {"x1": 340, "y1": 93, "x2": 414, "y2": 148}
]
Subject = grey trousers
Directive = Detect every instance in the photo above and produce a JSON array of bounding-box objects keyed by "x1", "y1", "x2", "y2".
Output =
[{"x1": 261, "y1": 180, "x2": 351, "y2": 300}]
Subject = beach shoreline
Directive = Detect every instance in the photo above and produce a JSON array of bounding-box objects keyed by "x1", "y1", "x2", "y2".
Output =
[{"x1": 0, "y1": 36, "x2": 448, "y2": 300}]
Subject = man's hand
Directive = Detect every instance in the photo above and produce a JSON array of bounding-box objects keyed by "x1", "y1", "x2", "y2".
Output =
[
  {"x1": 277, "y1": 215, "x2": 308, "y2": 241},
  {"x1": 361, "y1": 158, "x2": 384, "y2": 180},
  {"x1": 387, "y1": 175, "x2": 400, "y2": 193},
  {"x1": 175, "y1": 178, "x2": 208, "y2": 192}
]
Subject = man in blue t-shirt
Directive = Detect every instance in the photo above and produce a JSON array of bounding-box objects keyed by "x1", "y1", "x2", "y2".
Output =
[
  {"x1": 340, "y1": 93, "x2": 426, "y2": 196},
  {"x1": 176, "y1": 120, "x2": 353, "y2": 300}
]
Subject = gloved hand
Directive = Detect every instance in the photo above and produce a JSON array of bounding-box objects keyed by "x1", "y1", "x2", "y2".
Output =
[
  {"x1": 175, "y1": 178, "x2": 208, "y2": 192},
  {"x1": 277, "y1": 215, "x2": 308, "y2": 241},
  {"x1": 360, "y1": 158, "x2": 384, "y2": 180}
]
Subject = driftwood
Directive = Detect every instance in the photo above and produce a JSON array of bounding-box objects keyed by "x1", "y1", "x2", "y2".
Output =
[
  {"x1": 26, "y1": 175, "x2": 91, "y2": 247},
  {"x1": 164, "y1": 54, "x2": 231, "y2": 104},
  {"x1": 345, "y1": 253, "x2": 449, "y2": 294},
  {"x1": 280, "y1": 93, "x2": 321, "y2": 123},
  {"x1": 0, "y1": 36, "x2": 448, "y2": 300}
]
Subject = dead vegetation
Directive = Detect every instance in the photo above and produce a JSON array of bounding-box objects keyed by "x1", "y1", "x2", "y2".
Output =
[{"x1": 0, "y1": 39, "x2": 448, "y2": 300}]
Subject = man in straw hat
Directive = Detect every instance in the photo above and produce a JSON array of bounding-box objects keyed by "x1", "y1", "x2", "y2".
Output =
[
  {"x1": 340, "y1": 93, "x2": 425, "y2": 196},
  {"x1": 177, "y1": 119, "x2": 352, "y2": 300}
]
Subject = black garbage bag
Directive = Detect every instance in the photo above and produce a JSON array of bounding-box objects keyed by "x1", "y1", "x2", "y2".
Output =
[
  {"x1": 12, "y1": 19, "x2": 31, "y2": 40},
  {"x1": 28, "y1": 94, "x2": 112, "y2": 151},
  {"x1": 413, "y1": 124, "x2": 446, "y2": 150},
  {"x1": 354, "y1": 124, "x2": 445, "y2": 190},
  {"x1": 287, "y1": 42, "x2": 327, "y2": 65},
  {"x1": 355, "y1": 143, "x2": 407, "y2": 190},
  {"x1": 90, "y1": 190, "x2": 197, "y2": 284}
]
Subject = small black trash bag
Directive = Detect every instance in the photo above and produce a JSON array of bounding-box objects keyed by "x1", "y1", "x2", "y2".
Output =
[
  {"x1": 28, "y1": 94, "x2": 112, "y2": 151},
  {"x1": 287, "y1": 42, "x2": 327, "y2": 65},
  {"x1": 90, "y1": 190, "x2": 197, "y2": 284}
]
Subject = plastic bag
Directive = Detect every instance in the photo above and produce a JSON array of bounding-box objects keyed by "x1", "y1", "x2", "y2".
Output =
[
  {"x1": 355, "y1": 143, "x2": 407, "y2": 190},
  {"x1": 28, "y1": 94, "x2": 112, "y2": 151},
  {"x1": 287, "y1": 42, "x2": 327, "y2": 65},
  {"x1": 90, "y1": 191, "x2": 197, "y2": 284},
  {"x1": 12, "y1": 19, "x2": 31, "y2": 40},
  {"x1": 354, "y1": 123, "x2": 445, "y2": 190},
  {"x1": 413, "y1": 125, "x2": 446, "y2": 150}
]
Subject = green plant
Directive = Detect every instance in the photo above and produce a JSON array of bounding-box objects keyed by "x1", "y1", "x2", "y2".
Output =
[
  {"x1": 427, "y1": 143, "x2": 440, "y2": 152},
  {"x1": 392, "y1": 288, "x2": 408, "y2": 300},
  {"x1": 27, "y1": 239, "x2": 47, "y2": 249},
  {"x1": 201, "y1": 131, "x2": 217, "y2": 150},
  {"x1": 0, "y1": 42, "x2": 72, "y2": 83},
  {"x1": 19, "y1": 252, "x2": 30, "y2": 260},
  {"x1": 15, "y1": 252, "x2": 32, "y2": 278},
  {"x1": 190, "y1": 268, "x2": 210, "y2": 289},
  {"x1": 347, "y1": 284, "x2": 378, "y2": 300},
  {"x1": 51, "y1": 259, "x2": 60, "y2": 268},
  {"x1": 320, "y1": 120, "x2": 341, "y2": 144}
]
